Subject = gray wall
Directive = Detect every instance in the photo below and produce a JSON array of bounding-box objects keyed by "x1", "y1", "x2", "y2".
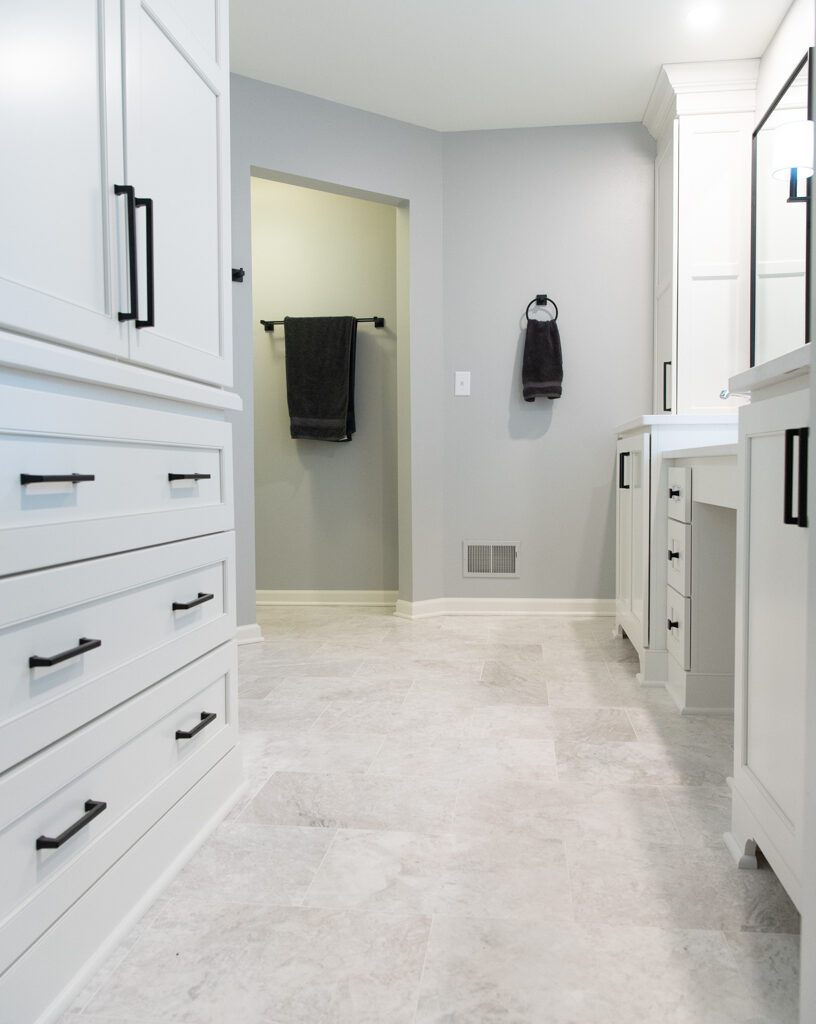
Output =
[
  {"x1": 442, "y1": 124, "x2": 654, "y2": 599},
  {"x1": 250, "y1": 178, "x2": 398, "y2": 591},
  {"x1": 229, "y1": 74, "x2": 446, "y2": 624}
]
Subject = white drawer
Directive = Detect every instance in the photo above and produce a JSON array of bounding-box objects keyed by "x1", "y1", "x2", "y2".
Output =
[
  {"x1": 0, "y1": 642, "x2": 237, "y2": 975},
  {"x1": 0, "y1": 533, "x2": 235, "y2": 773},
  {"x1": 666, "y1": 520, "x2": 692, "y2": 598},
  {"x1": 0, "y1": 384, "x2": 233, "y2": 577},
  {"x1": 666, "y1": 586, "x2": 691, "y2": 671},
  {"x1": 667, "y1": 467, "x2": 692, "y2": 524}
]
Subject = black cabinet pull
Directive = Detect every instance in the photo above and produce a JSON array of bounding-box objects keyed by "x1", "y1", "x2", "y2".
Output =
[
  {"x1": 667, "y1": 619, "x2": 679, "y2": 631},
  {"x1": 176, "y1": 711, "x2": 217, "y2": 740},
  {"x1": 168, "y1": 473, "x2": 212, "y2": 482},
  {"x1": 669, "y1": 487, "x2": 681, "y2": 498},
  {"x1": 20, "y1": 473, "x2": 95, "y2": 486},
  {"x1": 115, "y1": 184, "x2": 139, "y2": 322},
  {"x1": 173, "y1": 592, "x2": 214, "y2": 611},
  {"x1": 29, "y1": 637, "x2": 101, "y2": 669},
  {"x1": 135, "y1": 196, "x2": 155, "y2": 329},
  {"x1": 618, "y1": 452, "x2": 630, "y2": 490},
  {"x1": 36, "y1": 800, "x2": 107, "y2": 850},
  {"x1": 662, "y1": 361, "x2": 672, "y2": 413},
  {"x1": 668, "y1": 550, "x2": 680, "y2": 561},
  {"x1": 784, "y1": 428, "x2": 809, "y2": 527}
]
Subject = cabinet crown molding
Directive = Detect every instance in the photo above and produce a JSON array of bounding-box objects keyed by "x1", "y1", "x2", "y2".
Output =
[{"x1": 643, "y1": 59, "x2": 760, "y2": 140}]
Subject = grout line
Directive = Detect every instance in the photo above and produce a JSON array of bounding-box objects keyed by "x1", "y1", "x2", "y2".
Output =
[
  {"x1": 298, "y1": 826, "x2": 341, "y2": 908},
  {"x1": 410, "y1": 913, "x2": 436, "y2": 1024}
]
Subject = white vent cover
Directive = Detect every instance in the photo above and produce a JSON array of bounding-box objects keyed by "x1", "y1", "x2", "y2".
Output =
[{"x1": 463, "y1": 542, "x2": 520, "y2": 578}]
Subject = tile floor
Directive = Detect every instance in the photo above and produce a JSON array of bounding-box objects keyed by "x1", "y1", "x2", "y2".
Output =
[{"x1": 63, "y1": 607, "x2": 801, "y2": 1023}]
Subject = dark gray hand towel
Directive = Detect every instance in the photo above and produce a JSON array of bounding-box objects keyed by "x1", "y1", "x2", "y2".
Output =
[
  {"x1": 522, "y1": 318, "x2": 563, "y2": 401},
  {"x1": 283, "y1": 316, "x2": 357, "y2": 441}
]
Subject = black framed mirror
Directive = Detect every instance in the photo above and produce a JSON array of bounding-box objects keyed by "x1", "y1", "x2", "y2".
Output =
[{"x1": 750, "y1": 48, "x2": 814, "y2": 366}]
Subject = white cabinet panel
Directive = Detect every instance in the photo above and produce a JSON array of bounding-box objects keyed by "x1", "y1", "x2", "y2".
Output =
[
  {"x1": 666, "y1": 520, "x2": 691, "y2": 597},
  {"x1": 666, "y1": 586, "x2": 691, "y2": 671},
  {"x1": 0, "y1": 0, "x2": 127, "y2": 358},
  {"x1": 122, "y1": 0, "x2": 231, "y2": 385},
  {"x1": 615, "y1": 432, "x2": 649, "y2": 650}
]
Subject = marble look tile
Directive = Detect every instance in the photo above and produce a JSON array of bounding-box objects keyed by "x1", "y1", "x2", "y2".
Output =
[
  {"x1": 555, "y1": 739, "x2": 730, "y2": 786},
  {"x1": 454, "y1": 779, "x2": 682, "y2": 844},
  {"x1": 309, "y1": 699, "x2": 406, "y2": 734},
  {"x1": 627, "y1": 707, "x2": 734, "y2": 750},
  {"x1": 567, "y1": 839, "x2": 801, "y2": 933},
  {"x1": 416, "y1": 918, "x2": 765, "y2": 1024},
  {"x1": 85, "y1": 903, "x2": 431, "y2": 1024},
  {"x1": 385, "y1": 704, "x2": 476, "y2": 739},
  {"x1": 253, "y1": 732, "x2": 385, "y2": 774},
  {"x1": 238, "y1": 639, "x2": 326, "y2": 664},
  {"x1": 368, "y1": 734, "x2": 558, "y2": 782},
  {"x1": 164, "y1": 823, "x2": 335, "y2": 905},
  {"x1": 263, "y1": 674, "x2": 412, "y2": 703},
  {"x1": 661, "y1": 784, "x2": 734, "y2": 845},
  {"x1": 547, "y1": 671, "x2": 677, "y2": 708},
  {"x1": 406, "y1": 676, "x2": 549, "y2": 708},
  {"x1": 725, "y1": 932, "x2": 801, "y2": 1024},
  {"x1": 237, "y1": 697, "x2": 324, "y2": 735},
  {"x1": 357, "y1": 658, "x2": 483, "y2": 682},
  {"x1": 244, "y1": 771, "x2": 460, "y2": 832},
  {"x1": 467, "y1": 705, "x2": 637, "y2": 743}
]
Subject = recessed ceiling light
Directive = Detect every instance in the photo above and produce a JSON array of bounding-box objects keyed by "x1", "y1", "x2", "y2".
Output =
[{"x1": 687, "y1": 3, "x2": 722, "y2": 30}]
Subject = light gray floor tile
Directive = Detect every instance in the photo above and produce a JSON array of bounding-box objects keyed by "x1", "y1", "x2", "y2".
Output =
[
  {"x1": 368, "y1": 734, "x2": 558, "y2": 781},
  {"x1": 467, "y1": 704, "x2": 637, "y2": 742},
  {"x1": 661, "y1": 783, "x2": 734, "y2": 844},
  {"x1": 555, "y1": 738, "x2": 731, "y2": 786},
  {"x1": 263, "y1": 674, "x2": 412, "y2": 702},
  {"x1": 309, "y1": 699, "x2": 407, "y2": 734},
  {"x1": 725, "y1": 931, "x2": 801, "y2": 1024},
  {"x1": 627, "y1": 707, "x2": 735, "y2": 749},
  {"x1": 237, "y1": 698, "x2": 324, "y2": 735}
]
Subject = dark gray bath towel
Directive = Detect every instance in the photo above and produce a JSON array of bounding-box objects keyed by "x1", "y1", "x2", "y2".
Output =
[
  {"x1": 522, "y1": 318, "x2": 563, "y2": 401},
  {"x1": 284, "y1": 316, "x2": 357, "y2": 441}
]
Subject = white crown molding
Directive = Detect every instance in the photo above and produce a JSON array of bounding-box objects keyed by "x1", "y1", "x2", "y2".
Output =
[
  {"x1": 236, "y1": 623, "x2": 264, "y2": 645},
  {"x1": 256, "y1": 589, "x2": 399, "y2": 607},
  {"x1": 394, "y1": 597, "x2": 616, "y2": 619},
  {"x1": 643, "y1": 58, "x2": 760, "y2": 140}
]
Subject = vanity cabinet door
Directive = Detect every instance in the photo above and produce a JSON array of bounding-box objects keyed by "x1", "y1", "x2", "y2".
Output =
[
  {"x1": 735, "y1": 388, "x2": 809, "y2": 890},
  {"x1": 616, "y1": 432, "x2": 649, "y2": 650}
]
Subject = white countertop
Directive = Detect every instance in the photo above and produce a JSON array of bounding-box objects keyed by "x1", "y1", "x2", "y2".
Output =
[
  {"x1": 662, "y1": 443, "x2": 738, "y2": 460},
  {"x1": 615, "y1": 413, "x2": 738, "y2": 434},
  {"x1": 729, "y1": 345, "x2": 810, "y2": 396}
]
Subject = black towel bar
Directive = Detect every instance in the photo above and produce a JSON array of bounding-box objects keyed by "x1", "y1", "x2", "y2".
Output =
[
  {"x1": 260, "y1": 316, "x2": 385, "y2": 333},
  {"x1": 525, "y1": 294, "x2": 558, "y2": 323}
]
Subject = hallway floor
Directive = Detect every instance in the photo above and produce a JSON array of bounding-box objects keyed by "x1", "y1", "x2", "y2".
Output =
[{"x1": 63, "y1": 608, "x2": 800, "y2": 1023}]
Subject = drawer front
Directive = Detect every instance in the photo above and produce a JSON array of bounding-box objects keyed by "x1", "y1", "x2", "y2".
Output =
[
  {"x1": 0, "y1": 534, "x2": 235, "y2": 773},
  {"x1": 666, "y1": 586, "x2": 691, "y2": 671},
  {"x1": 0, "y1": 384, "x2": 233, "y2": 577},
  {"x1": 667, "y1": 467, "x2": 692, "y2": 524},
  {"x1": 0, "y1": 643, "x2": 237, "y2": 973},
  {"x1": 666, "y1": 520, "x2": 692, "y2": 598}
]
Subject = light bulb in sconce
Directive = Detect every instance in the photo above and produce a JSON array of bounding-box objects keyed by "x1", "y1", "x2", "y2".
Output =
[{"x1": 772, "y1": 119, "x2": 815, "y2": 201}]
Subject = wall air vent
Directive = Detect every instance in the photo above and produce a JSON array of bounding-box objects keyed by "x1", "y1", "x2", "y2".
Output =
[{"x1": 463, "y1": 542, "x2": 520, "y2": 578}]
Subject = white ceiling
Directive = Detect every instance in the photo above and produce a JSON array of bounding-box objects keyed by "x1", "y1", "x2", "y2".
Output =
[{"x1": 229, "y1": 0, "x2": 790, "y2": 131}]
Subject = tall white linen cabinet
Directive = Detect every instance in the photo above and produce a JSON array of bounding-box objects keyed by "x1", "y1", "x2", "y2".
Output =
[{"x1": 0, "y1": 3, "x2": 243, "y2": 1022}]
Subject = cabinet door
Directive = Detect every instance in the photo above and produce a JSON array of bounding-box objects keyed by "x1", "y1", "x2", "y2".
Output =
[
  {"x1": 122, "y1": 0, "x2": 232, "y2": 386},
  {"x1": 737, "y1": 390, "x2": 808, "y2": 880},
  {"x1": 0, "y1": 0, "x2": 127, "y2": 358},
  {"x1": 653, "y1": 125, "x2": 677, "y2": 414},
  {"x1": 616, "y1": 434, "x2": 648, "y2": 649},
  {"x1": 616, "y1": 440, "x2": 633, "y2": 614}
]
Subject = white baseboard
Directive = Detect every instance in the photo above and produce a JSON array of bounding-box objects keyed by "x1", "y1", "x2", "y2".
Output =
[
  {"x1": 394, "y1": 597, "x2": 616, "y2": 619},
  {"x1": 236, "y1": 623, "x2": 264, "y2": 645},
  {"x1": 256, "y1": 589, "x2": 398, "y2": 607}
]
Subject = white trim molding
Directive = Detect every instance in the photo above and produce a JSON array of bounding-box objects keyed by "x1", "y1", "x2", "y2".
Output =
[
  {"x1": 236, "y1": 623, "x2": 264, "y2": 645},
  {"x1": 394, "y1": 598, "x2": 616, "y2": 619},
  {"x1": 256, "y1": 589, "x2": 399, "y2": 607}
]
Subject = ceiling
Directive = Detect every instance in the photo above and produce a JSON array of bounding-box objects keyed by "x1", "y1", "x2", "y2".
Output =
[{"x1": 229, "y1": 0, "x2": 791, "y2": 131}]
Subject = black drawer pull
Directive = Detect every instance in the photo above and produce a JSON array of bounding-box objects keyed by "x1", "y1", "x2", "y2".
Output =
[
  {"x1": 667, "y1": 619, "x2": 679, "y2": 631},
  {"x1": 176, "y1": 711, "x2": 217, "y2": 740},
  {"x1": 669, "y1": 487, "x2": 681, "y2": 499},
  {"x1": 29, "y1": 637, "x2": 102, "y2": 669},
  {"x1": 135, "y1": 195, "x2": 155, "y2": 329},
  {"x1": 115, "y1": 184, "x2": 138, "y2": 322},
  {"x1": 172, "y1": 592, "x2": 214, "y2": 611},
  {"x1": 36, "y1": 800, "x2": 107, "y2": 850},
  {"x1": 667, "y1": 550, "x2": 680, "y2": 561},
  {"x1": 784, "y1": 427, "x2": 809, "y2": 528},
  {"x1": 618, "y1": 451, "x2": 630, "y2": 490},
  {"x1": 21, "y1": 474, "x2": 95, "y2": 485},
  {"x1": 168, "y1": 473, "x2": 212, "y2": 482}
]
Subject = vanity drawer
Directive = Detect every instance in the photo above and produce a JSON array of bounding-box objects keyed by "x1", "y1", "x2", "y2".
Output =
[
  {"x1": 666, "y1": 520, "x2": 692, "y2": 597},
  {"x1": 0, "y1": 384, "x2": 233, "y2": 577},
  {"x1": 0, "y1": 533, "x2": 235, "y2": 773},
  {"x1": 666, "y1": 586, "x2": 691, "y2": 671},
  {"x1": 0, "y1": 642, "x2": 237, "y2": 975},
  {"x1": 667, "y1": 467, "x2": 692, "y2": 524}
]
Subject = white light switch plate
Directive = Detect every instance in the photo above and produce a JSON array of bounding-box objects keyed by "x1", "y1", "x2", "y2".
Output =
[{"x1": 454, "y1": 371, "x2": 471, "y2": 396}]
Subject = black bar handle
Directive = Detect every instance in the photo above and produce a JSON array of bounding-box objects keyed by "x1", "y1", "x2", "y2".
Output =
[
  {"x1": 662, "y1": 361, "x2": 671, "y2": 413},
  {"x1": 36, "y1": 800, "x2": 107, "y2": 850},
  {"x1": 115, "y1": 184, "x2": 138, "y2": 322},
  {"x1": 784, "y1": 428, "x2": 799, "y2": 525},
  {"x1": 135, "y1": 196, "x2": 155, "y2": 329},
  {"x1": 173, "y1": 592, "x2": 214, "y2": 611},
  {"x1": 29, "y1": 637, "x2": 102, "y2": 669},
  {"x1": 618, "y1": 452, "x2": 630, "y2": 489},
  {"x1": 21, "y1": 473, "x2": 95, "y2": 486},
  {"x1": 176, "y1": 711, "x2": 217, "y2": 740},
  {"x1": 667, "y1": 619, "x2": 679, "y2": 631},
  {"x1": 798, "y1": 427, "x2": 809, "y2": 528},
  {"x1": 669, "y1": 487, "x2": 681, "y2": 499},
  {"x1": 668, "y1": 550, "x2": 680, "y2": 561},
  {"x1": 168, "y1": 472, "x2": 212, "y2": 482}
]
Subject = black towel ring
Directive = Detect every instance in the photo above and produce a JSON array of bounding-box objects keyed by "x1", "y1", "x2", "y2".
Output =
[{"x1": 525, "y1": 294, "x2": 558, "y2": 323}]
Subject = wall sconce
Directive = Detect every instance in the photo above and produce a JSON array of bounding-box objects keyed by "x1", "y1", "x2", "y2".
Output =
[{"x1": 772, "y1": 119, "x2": 815, "y2": 203}]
